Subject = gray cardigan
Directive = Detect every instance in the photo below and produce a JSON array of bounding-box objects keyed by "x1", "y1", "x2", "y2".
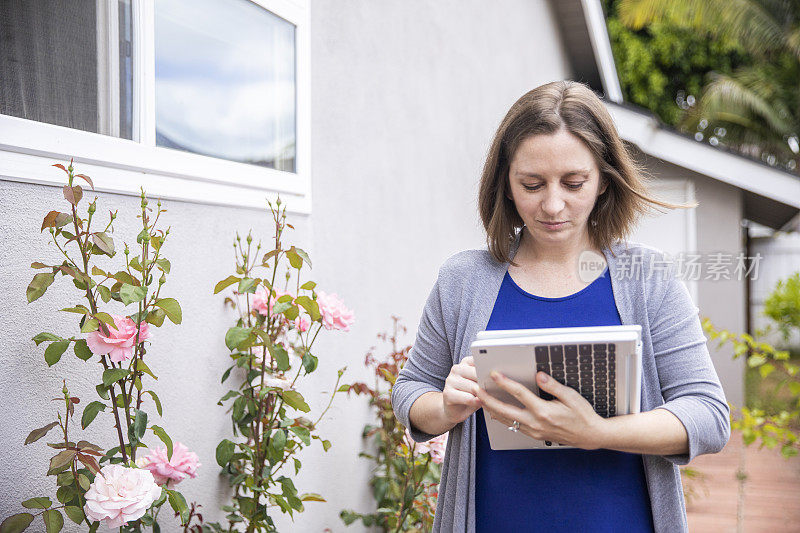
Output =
[{"x1": 392, "y1": 234, "x2": 731, "y2": 532}]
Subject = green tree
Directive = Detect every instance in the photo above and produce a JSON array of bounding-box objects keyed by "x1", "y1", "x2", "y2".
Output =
[{"x1": 615, "y1": 0, "x2": 800, "y2": 173}]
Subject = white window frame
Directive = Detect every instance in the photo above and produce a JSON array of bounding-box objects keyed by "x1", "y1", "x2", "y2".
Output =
[{"x1": 0, "y1": 0, "x2": 311, "y2": 214}]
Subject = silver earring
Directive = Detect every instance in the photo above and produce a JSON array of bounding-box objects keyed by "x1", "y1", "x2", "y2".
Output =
[{"x1": 591, "y1": 219, "x2": 598, "y2": 227}]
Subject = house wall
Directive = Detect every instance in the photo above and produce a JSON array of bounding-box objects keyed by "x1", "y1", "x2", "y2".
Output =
[
  {"x1": 633, "y1": 151, "x2": 746, "y2": 408},
  {"x1": 0, "y1": 1, "x2": 572, "y2": 530}
]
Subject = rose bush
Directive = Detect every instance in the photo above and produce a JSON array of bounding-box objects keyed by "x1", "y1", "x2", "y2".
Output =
[
  {"x1": 0, "y1": 161, "x2": 198, "y2": 532},
  {"x1": 340, "y1": 317, "x2": 443, "y2": 532},
  {"x1": 209, "y1": 197, "x2": 350, "y2": 532}
]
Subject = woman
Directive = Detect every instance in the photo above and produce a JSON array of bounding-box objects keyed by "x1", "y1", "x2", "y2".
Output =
[{"x1": 391, "y1": 80, "x2": 730, "y2": 533}]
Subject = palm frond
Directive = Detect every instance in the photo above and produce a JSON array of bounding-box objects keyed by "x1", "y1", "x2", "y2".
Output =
[{"x1": 618, "y1": 0, "x2": 791, "y2": 58}]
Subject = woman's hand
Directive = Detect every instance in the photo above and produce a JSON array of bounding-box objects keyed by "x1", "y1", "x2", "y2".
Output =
[
  {"x1": 476, "y1": 370, "x2": 605, "y2": 449},
  {"x1": 441, "y1": 355, "x2": 483, "y2": 426}
]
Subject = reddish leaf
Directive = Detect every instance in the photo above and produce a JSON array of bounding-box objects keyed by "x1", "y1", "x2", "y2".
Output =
[
  {"x1": 25, "y1": 421, "x2": 59, "y2": 445},
  {"x1": 47, "y1": 449, "x2": 77, "y2": 475},
  {"x1": 74, "y1": 173, "x2": 94, "y2": 189},
  {"x1": 63, "y1": 185, "x2": 82, "y2": 206},
  {"x1": 69, "y1": 397, "x2": 80, "y2": 404},
  {"x1": 76, "y1": 453, "x2": 101, "y2": 474},
  {"x1": 31, "y1": 262, "x2": 51, "y2": 269},
  {"x1": 52, "y1": 163, "x2": 67, "y2": 173},
  {"x1": 92, "y1": 233, "x2": 115, "y2": 256}
]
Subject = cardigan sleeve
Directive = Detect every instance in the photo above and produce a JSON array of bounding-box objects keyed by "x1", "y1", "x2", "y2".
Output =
[
  {"x1": 391, "y1": 265, "x2": 456, "y2": 442},
  {"x1": 649, "y1": 272, "x2": 732, "y2": 465}
]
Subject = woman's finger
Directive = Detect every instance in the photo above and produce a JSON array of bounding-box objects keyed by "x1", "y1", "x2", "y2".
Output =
[
  {"x1": 447, "y1": 374, "x2": 480, "y2": 396},
  {"x1": 475, "y1": 386, "x2": 527, "y2": 423},
  {"x1": 445, "y1": 388, "x2": 482, "y2": 406},
  {"x1": 453, "y1": 362, "x2": 478, "y2": 382},
  {"x1": 489, "y1": 371, "x2": 544, "y2": 411}
]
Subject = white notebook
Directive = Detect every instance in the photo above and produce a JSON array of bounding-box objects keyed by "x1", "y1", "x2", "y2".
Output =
[{"x1": 471, "y1": 325, "x2": 642, "y2": 450}]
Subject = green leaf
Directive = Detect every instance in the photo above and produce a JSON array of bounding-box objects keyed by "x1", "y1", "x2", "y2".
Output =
[
  {"x1": 167, "y1": 489, "x2": 190, "y2": 525},
  {"x1": 91, "y1": 232, "x2": 114, "y2": 256},
  {"x1": 214, "y1": 275, "x2": 241, "y2": 294},
  {"x1": 759, "y1": 363, "x2": 775, "y2": 378},
  {"x1": 120, "y1": 283, "x2": 147, "y2": 305},
  {"x1": 55, "y1": 485, "x2": 77, "y2": 504},
  {"x1": 63, "y1": 506, "x2": 84, "y2": 525},
  {"x1": 32, "y1": 332, "x2": 62, "y2": 346},
  {"x1": 25, "y1": 422, "x2": 59, "y2": 445},
  {"x1": 321, "y1": 439, "x2": 332, "y2": 452},
  {"x1": 95, "y1": 384, "x2": 110, "y2": 400},
  {"x1": 282, "y1": 390, "x2": 310, "y2": 413},
  {"x1": 131, "y1": 409, "x2": 148, "y2": 442},
  {"x1": 81, "y1": 401, "x2": 106, "y2": 430},
  {"x1": 151, "y1": 425, "x2": 173, "y2": 460},
  {"x1": 47, "y1": 450, "x2": 77, "y2": 475},
  {"x1": 155, "y1": 258, "x2": 171, "y2": 273},
  {"x1": 97, "y1": 285, "x2": 112, "y2": 303},
  {"x1": 136, "y1": 227, "x2": 150, "y2": 244},
  {"x1": 289, "y1": 426, "x2": 310, "y2": 445},
  {"x1": 80, "y1": 318, "x2": 99, "y2": 333},
  {"x1": 21, "y1": 497, "x2": 52, "y2": 509},
  {"x1": 44, "y1": 341, "x2": 69, "y2": 367},
  {"x1": 136, "y1": 359, "x2": 158, "y2": 380},
  {"x1": 144, "y1": 390, "x2": 163, "y2": 416},
  {"x1": 60, "y1": 305, "x2": 89, "y2": 314},
  {"x1": 217, "y1": 390, "x2": 239, "y2": 405},
  {"x1": 268, "y1": 343, "x2": 290, "y2": 372},
  {"x1": 302, "y1": 352, "x2": 318, "y2": 373},
  {"x1": 42, "y1": 509, "x2": 63, "y2": 533},
  {"x1": 295, "y1": 295, "x2": 321, "y2": 321},
  {"x1": 271, "y1": 428, "x2": 287, "y2": 453},
  {"x1": 781, "y1": 445, "x2": 798, "y2": 458},
  {"x1": 216, "y1": 439, "x2": 235, "y2": 467},
  {"x1": 300, "y1": 492, "x2": 326, "y2": 502},
  {"x1": 300, "y1": 281, "x2": 316, "y2": 290},
  {"x1": 153, "y1": 298, "x2": 182, "y2": 324},
  {"x1": 73, "y1": 339, "x2": 93, "y2": 361},
  {"x1": 56, "y1": 472, "x2": 74, "y2": 487},
  {"x1": 0, "y1": 513, "x2": 34, "y2": 532},
  {"x1": 27, "y1": 272, "x2": 55, "y2": 303},
  {"x1": 221, "y1": 365, "x2": 233, "y2": 384},
  {"x1": 102, "y1": 368, "x2": 129, "y2": 387},
  {"x1": 238, "y1": 277, "x2": 258, "y2": 294},
  {"x1": 94, "y1": 312, "x2": 115, "y2": 327},
  {"x1": 146, "y1": 308, "x2": 166, "y2": 327},
  {"x1": 225, "y1": 327, "x2": 252, "y2": 351}
]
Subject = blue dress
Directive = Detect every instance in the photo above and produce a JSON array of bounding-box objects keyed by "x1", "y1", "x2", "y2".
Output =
[{"x1": 475, "y1": 269, "x2": 654, "y2": 532}]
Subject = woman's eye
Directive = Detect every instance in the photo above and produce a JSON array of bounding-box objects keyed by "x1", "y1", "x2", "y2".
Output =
[
  {"x1": 565, "y1": 182, "x2": 584, "y2": 190},
  {"x1": 522, "y1": 184, "x2": 543, "y2": 191}
]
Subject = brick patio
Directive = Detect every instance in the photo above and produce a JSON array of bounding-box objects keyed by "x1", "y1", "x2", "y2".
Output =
[{"x1": 683, "y1": 430, "x2": 800, "y2": 532}]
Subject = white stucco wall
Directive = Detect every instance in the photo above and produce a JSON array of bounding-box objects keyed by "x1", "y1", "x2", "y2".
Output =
[{"x1": 1, "y1": 1, "x2": 572, "y2": 530}]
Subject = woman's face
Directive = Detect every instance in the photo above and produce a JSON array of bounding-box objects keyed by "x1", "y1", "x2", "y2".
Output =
[{"x1": 506, "y1": 127, "x2": 607, "y2": 250}]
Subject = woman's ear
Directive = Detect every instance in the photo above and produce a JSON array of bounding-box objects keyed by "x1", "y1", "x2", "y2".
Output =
[{"x1": 598, "y1": 175, "x2": 609, "y2": 196}]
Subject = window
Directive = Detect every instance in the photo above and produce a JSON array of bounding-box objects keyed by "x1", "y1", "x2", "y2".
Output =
[
  {"x1": 0, "y1": 0, "x2": 310, "y2": 212},
  {"x1": 0, "y1": 0, "x2": 134, "y2": 139}
]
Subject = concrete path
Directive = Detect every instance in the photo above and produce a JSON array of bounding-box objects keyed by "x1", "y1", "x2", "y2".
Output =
[{"x1": 684, "y1": 430, "x2": 800, "y2": 532}]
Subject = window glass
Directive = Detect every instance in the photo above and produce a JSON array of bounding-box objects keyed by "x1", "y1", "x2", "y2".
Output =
[
  {"x1": 155, "y1": 0, "x2": 296, "y2": 172},
  {"x1": 0, "y1": 0, "x2": 134, "y2": 139}
]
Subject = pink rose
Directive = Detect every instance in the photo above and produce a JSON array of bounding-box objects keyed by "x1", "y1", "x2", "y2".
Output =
[
  {"x1": 316, "y1": 291, "x2": 355, "y2": 331},
  {"x1": 86, "y1": 315, "x2": 151, "y2": 363},
  {"x1": 136, "y1": 442, "x2": 200, "y2": 488},
  {"x1": 253, "y1": 287, "x2": 293, "y2": 317},
  {"x1": 404, "y1": 429, "x2": 448, "y2": 465},
  {"x1": 83, "y1": 464, "x2": 162, "y2": 528},
  {"x1": 294, "y1": 316, "x2": 310, "y2": 332}
]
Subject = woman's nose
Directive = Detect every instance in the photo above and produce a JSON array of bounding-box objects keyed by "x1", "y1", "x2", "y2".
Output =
[{"x1": 541, "y1": 189, "x2": 565, "y2": 216}]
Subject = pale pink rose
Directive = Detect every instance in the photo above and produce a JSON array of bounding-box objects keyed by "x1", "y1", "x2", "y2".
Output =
[
  {"x1": 86, "y1": 315, "x2": 151, "y2": 363},
  {"x1": 316, "y1": 291, "x2": 355, "y2": 331},
  {"x1": 404, "y1": 429, "x2": 448, "y2": 465},
  {"x1": 136, "y1": 442, "x2": 200, "y2": 488},
  {"x1": 294, "y1": 316, "x2": 310, "y2": 332},
  {"x1": 253, "y1": 287, "x2": 293, "y2": 317},
  {"x1": 83, "y1": 464, "x2": 162, "y2": 528}
]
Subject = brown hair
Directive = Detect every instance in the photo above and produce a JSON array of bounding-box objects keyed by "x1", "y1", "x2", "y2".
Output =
[{"x1": 478, "y1": 80, "x2": 689, "y2": 266}]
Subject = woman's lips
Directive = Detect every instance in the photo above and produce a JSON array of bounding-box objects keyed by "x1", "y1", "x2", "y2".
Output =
[{"x1": 539, "y1": 220, "x2": 567, "y2": 230}]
